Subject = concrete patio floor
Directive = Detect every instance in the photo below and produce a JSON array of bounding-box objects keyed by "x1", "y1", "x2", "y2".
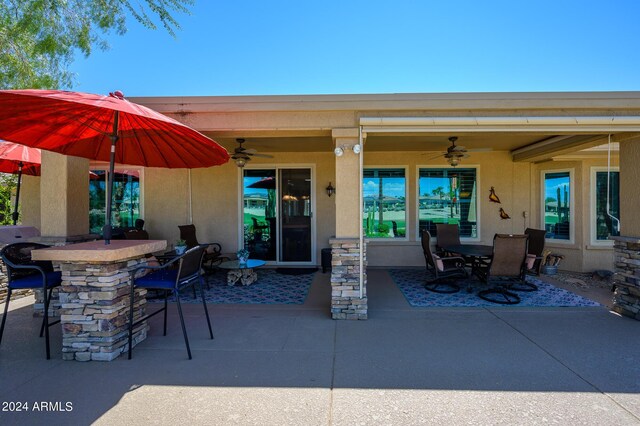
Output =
[{"x1": 1, "y1": 269, "x2": 639, "y2": 425}]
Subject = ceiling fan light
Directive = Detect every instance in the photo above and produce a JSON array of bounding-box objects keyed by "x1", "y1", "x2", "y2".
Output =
[{"x1": 235, "y1": 157, "x2": 247, "y2": 167}]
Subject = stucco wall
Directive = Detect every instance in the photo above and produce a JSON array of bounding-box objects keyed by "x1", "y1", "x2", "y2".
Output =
[
  {"x1": 140, "y1": 151, "x2": 336, "y2": 264},
  {"x1": 21, "y1": 175, "x2": 40, "y2": 229}
]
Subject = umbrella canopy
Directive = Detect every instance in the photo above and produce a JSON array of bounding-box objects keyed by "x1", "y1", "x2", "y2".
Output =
[
  {"x1": 0, "y1": 89, "x2": 230, "y2": 243},
  {"x1": 246, "y1": 176, "x2": 275, "y2": 189},
  {"x1": 0, "y1": 141, "x2": 42, "y2": 225},
  {"x1": 0, "y1": 140, "x2": 41, "y2": 176}
]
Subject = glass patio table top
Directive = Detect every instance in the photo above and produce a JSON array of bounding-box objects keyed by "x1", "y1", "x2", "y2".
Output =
[{"x1": 218, "y1": 259, "x2": 266, "y2": 286}]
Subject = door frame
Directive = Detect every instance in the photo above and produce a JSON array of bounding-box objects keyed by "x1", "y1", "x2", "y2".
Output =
[{"x1": 238, "y1": 163, "x2": 317, "y2": 266}]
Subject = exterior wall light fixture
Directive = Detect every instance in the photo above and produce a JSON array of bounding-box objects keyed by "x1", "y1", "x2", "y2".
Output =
[
  {"x1": 334, "y1": 144, "x2": 361, "y2": 156},
  {"x1": 326, "y1": 182, "x2": 335, "y2": 197}
]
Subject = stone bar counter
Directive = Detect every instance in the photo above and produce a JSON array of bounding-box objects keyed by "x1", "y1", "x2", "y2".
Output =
[{"x1": 32, "y1": 239, "x2": 166, "y2": 361}]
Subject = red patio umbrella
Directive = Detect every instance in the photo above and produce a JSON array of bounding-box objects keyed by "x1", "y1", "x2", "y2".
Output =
[
  {"x1": 0, "y1": 89, "x2": 229, "y2": 243},
  {"x1": 0, "y1": 140, "x2": 41, "y2": 225}
]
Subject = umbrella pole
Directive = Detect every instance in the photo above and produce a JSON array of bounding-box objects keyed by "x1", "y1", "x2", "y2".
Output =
[
  {"x1": 103, "y1": 112, "x2": 119, "y2": 245},
  {"x1": 11, "y1": 162, "x2": 23, "y2": 225}
]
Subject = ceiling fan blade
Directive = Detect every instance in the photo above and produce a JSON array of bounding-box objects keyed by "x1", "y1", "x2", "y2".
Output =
[
  {"x1": 251, "y1": 153, "x2": 274, "y2": 158},
  {"x1": 466, "y1": 148, "x2": 492, "y2": 152},
  {"x1": 423, "y1": 153, "x2": 444, "y2": 161},
  {"x1": 244, "y1": 148, "x2": 257, "y2": 154}
]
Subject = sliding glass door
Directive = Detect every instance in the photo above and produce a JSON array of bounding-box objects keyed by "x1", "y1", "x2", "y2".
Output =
[{"x1": 242, "y1": 167, "x2": 312, "y2": 263}]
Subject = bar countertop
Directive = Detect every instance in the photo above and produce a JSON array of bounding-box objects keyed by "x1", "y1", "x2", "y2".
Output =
[{"x1": 31, "y1": 239, "x2": 167, "y2": 263}]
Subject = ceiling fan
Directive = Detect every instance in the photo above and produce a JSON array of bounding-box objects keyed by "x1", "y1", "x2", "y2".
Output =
[
  {"x1": 230, "y1": 138, "x2": 273, "y2": 167},
  {"x1": 424, "y1": 136, "x2": 490, "y2": 167}
]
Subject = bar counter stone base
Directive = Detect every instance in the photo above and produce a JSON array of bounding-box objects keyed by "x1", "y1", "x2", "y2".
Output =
[{"x1": 58, "y1": 258, "x2": 149, "y2": 361}]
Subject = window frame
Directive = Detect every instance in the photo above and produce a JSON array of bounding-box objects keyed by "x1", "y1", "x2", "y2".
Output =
[
  {"x1": 362, "y1": 165, "x2": 409, "y2": 241},
  {"x1": 89, "y1": 164, "x2": 145, "y2": 233},
  {"x1": 590, "y1": 166, "x2": 620, "y2": 246},
  {"x1": 540, "y1": 168, "x2": 574, "y2": 244},
  {"x1": 415, "y1": 165, "x2": 481, "y2": 242}
]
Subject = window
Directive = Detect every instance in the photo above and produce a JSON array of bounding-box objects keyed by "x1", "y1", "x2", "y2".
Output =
[
  {"x1": 89, "y1": 169, "x2": 142, "y2": 234},
  {"x1": 543, "y1": 171, "x2": 571, "y2": 241},
  {"x1": 418, "y1": 168, "x2": 478, "y2": 238},
  {"x1": 592, "y1": 168, "x2": 620, "y2": 243},
  {"x1": 363, "y1": 168, "x2": 406, "y2": 238}
]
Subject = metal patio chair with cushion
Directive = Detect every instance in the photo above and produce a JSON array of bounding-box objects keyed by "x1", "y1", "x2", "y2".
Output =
[
  {"x1": 476, "y1": 234, "x2": 529, "y2": 305},
  {"x1": 128, "y1": 245, "x2": 213, "y2": 360},
  {"x1": 421, "y1": 230, "x2": 467, "y2": 293},
  {"x1": 178, "y1": 224, "x2": 230, "y2": 273},
  {"x1": 524, "y1": 228, "x2": 546, "y2": 278},
  {"x1": 0, "y1": 243, "x2": 62, "y2": 359},
  {"x1": 435, "y1": 223, "x2": 461, "y2": 255}
]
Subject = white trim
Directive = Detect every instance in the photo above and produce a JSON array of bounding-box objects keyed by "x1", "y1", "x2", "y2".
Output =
[
  {"x1": 362, "y1": 165, "x2": 409, "y2": 242},
  {"x1": 590, "y1": 166, "x2": 619, "y2": 246},
  {"x1": 415, "y1": 164, "x2": 481, "y2": 242},
  {"x1": 240, "y1": 164, "x2": 317, "y2": 266},
  {"x1": 360, "y1": 116, "x2": 640, "y2": 133},
  {"x1": 541, "y1": 168, "x2": 575, "y2": 244}
]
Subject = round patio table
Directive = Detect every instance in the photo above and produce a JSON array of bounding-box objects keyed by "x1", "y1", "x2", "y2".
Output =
[{"x1": 218, "y1": 259, "x2": 266, "y2": 286}]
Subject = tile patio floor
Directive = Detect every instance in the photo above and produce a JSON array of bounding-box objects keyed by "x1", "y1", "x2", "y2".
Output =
[{"x1": 0, "y1": 269, "x2": 638, "y2": 425}]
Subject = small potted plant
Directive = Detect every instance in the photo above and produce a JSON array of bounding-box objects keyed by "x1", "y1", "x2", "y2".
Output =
[
  {"x1": 175, "y1": 239, "x2": 187, "y2": 255},
  {"x1": 236, "y1": 248, "x2": 250, "y2": 264}
]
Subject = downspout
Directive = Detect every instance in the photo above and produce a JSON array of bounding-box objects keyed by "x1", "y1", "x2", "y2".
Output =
[
  {"x1": 359, "y1": 127, "x2": 364, "y2": 298},
  {"x1": 607, "y1": 134, "x2": 621, "y2": 233}
]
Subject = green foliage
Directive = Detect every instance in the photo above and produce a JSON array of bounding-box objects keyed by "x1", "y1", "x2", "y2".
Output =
[
  {"x1": 377, "y1": 223, "x2": 389, "y2": 234},
  {"x1": 0, "y1": 0, "x2": 194, "y2": 89},
  {"x1": 0, "y1": 173, "x2": 18, "y2": 225}
]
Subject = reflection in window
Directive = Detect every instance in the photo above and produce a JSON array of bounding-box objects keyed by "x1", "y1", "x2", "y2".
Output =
[
  {"x1": 89, "y1": 169, "x2": 141, "y2": 234},
  {"x1": 595, "y1": 171, "x2": 620, "y2": 240},
  {"x1": 543, "y1": 171, "x2": 570, "y2": 240},
  {"x1": 363, "y1": 169, "x2": 406, "y2": 238},
  {"x1": 418, "y1": 168, "x2": 477, "y2": 238},
  {"x1": 243, "y1": 169, "x2": 276, "y2": 261}
]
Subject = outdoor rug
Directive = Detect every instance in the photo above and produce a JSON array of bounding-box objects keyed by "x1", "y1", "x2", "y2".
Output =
[
  {"x1": 388, "y1": 269, "x2": 601, "y2": 308},
  {"x1": 147, "y1": 269, "x2": 316, "y2": 305}
]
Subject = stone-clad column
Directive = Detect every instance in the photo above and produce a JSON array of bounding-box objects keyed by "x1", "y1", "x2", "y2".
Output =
[
  {"x1": 330, "y1": 238, "x2": 367, "y2": 320},
  {"x1": 331, "y1": 128, "x2": 367, "y2": 320},
  {"x1": 611, "y1": 236, "x2": 640, "y2": 320},
  {"x1": 611, "y1": 137, "x2": 640, "y2": 320}
]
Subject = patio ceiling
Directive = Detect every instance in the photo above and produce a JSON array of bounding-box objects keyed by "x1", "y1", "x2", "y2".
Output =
[{"x1": 207, "y1": 132, "x2": 622, "y2": 163}]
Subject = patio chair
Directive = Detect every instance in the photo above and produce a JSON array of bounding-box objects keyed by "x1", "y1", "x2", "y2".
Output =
[
  {"x1": 178, "y1": 224, "x2": 230, "y2": 272},
  {"x1": 524, "y1": 228, "x2": 546, "y2": 277},
  {"x1": 0, "y1": 242, "x2": 62, "y2": 359},
  {"x1": 123, "y1": 229, "x2": 149, "y2": 240},
  {"x1": 476, "y1": 234, "x2": 529, "y2": 305},
  {"x1": 435, "y1": 223, "x2": 461, "y2": 255},
  {"x1": 128, "y1": 245, "x2": 213, "y2": 360},
  {"x1": 421, "y1": 230, "x2": 467, "y2": 293}
]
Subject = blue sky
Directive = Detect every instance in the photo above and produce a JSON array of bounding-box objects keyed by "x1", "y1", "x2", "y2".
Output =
[{"x1": 73, "y1": 1, "x2": 640, "y2": 97}]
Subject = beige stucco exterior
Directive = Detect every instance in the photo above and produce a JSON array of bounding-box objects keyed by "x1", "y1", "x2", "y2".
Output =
[{"x1": 19, "y1": 92, "x2": 640, "y2": 273}]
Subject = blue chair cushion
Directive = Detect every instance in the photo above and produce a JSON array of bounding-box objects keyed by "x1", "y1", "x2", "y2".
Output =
[
  {"x1": 9, "y1": 271, "x2": 62, "y2": 289},
  {"x1": 134, "y1": 269, "x2": 178, "y2": 290}
]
